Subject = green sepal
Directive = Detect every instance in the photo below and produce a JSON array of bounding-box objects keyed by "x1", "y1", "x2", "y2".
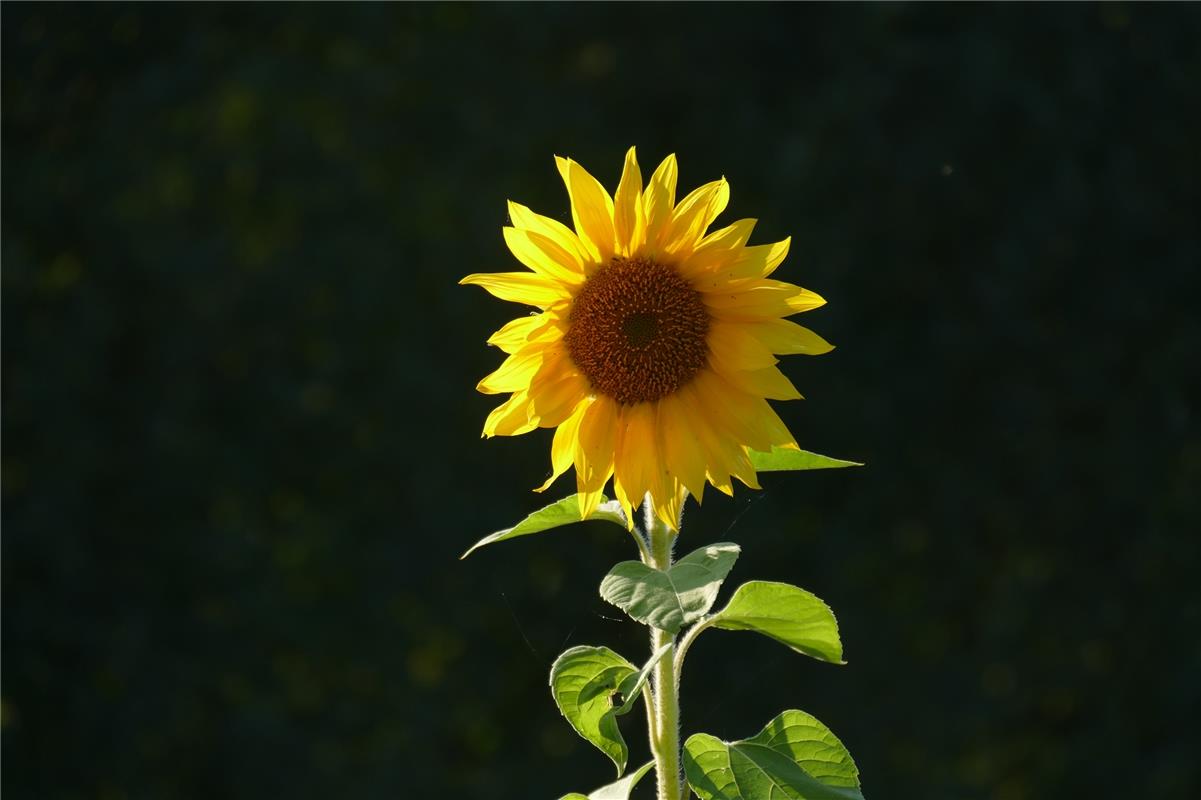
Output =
[
  {"x1": 710, "y1": 580, "x2": 843, "y2": 664},
  {"x1": 558, "y1": 760, "x2": 654, "y2": 800},
  {"x1": 461, "y1": 494, "x2": 627, "y2": 558},
  {"x1": 748, "y1": 446, "x2": 862, "y2": 472},
  {"x1": 599, "y1": 542, "x2": 741, "y2": 634},
  {"x1": 683, "y1": 710, "x2": 864, "y2": 800}
]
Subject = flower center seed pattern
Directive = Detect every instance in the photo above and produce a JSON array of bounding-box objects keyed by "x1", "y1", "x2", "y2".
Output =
[{"x1": 564, "y1": 257, "x2": 710, "y2": 406}]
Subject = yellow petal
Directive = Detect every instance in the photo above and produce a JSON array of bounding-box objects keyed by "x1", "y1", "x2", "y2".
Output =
[
  {"x1": 662, "y1": 178, "x2": 730, "y2": 258},
  {"x1": 573, "y1": 396, "x2": 617, "y2": 518},
  {"x1": 461, "y1": 272, "x2": 572, "y2": 308},
  {"x1": 481, "y1": 391, "x2": 537, "y2": 438},
  {"x1": 535, "y1": 397, "x2": 592, "y2": 492},
  {"x1": 486, "y1": 312, "x2": 562, "y2": 355},
  {"x1": 612, "y1": 402, "x2": 656, "y2": 524},
  {"x1": 503, "y1": 227, "x2": 585, "y2": 286},
  {"x1": 476, "y1": 346, "x2": 549, "y2": 395},
  {"x1": 702, "y1": 279, "x2": 825, "y2": 321},
  {"x1": 720, "y1": 364, "x2": 803, "y2": 401},
  {"x1": 674, "y1": 382, "x2": 734, "y2": 497},
  {"x1": 612, "y1": 146, "x2": 645, "y2": 258},
  {"x1": 707, "y1": 321, "x2": 779, "y2": 372},
  {"x1": 555, "y1": 156, "x2": 615, "y2": 264},
  {"x1": 676, "y1": 218, "x2": 757, "y2": 280},
  {"x1": 687, "y1": 237, "x2": 792, "y2": 290},
  {"x1": 529, "y1": 372, "x2": 589, "y2": 429},
  {"x1": 690, "y1": 370, "x2": 775, "y2": 453},
  {"x1": 743, "y1": 318, "x2": 834, "y2": 355},
  {"x1": 658, "y1": 394, "x2": 708, "y2": 502},
  {"x1": 507, "y1": 200, "x2": 591, "y2": 268},
  {"x1": 642, "y1": 153, "x2": 678, "y2": 249}
]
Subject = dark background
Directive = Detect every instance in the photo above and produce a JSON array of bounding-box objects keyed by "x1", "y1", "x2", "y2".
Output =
[{"x1": 4, "y1": 3, "x2": 1199, "y2": 799}]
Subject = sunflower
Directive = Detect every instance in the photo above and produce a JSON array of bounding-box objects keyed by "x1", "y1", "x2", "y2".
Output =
[{"x1": 462, "y1": 148, "x2": 832, "y2": 530}]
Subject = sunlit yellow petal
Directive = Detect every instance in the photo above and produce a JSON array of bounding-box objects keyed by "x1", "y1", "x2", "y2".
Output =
[
  {"x1": 503, "y1": 227, "x2": 585, "y2": 286},
  {"x1": 662, "y1": 178, "x2": 729, "y2": 258},
  {"x1": 743, "y1": 318, "x2": 834, "y2": 355},
  {"x1": 573, "y1": 396, "x2": 617, "y2": 518},
  {"x1": 720, "y1": 365, "x2": 803, "y2": 401},
  {"x1": 676, "y1": 218, "x2": 757, "y2": 279},
  {"x1": 535, "y1": 397, "x2": 592, "y2": 492},
  {"x1": 475, "y1": 346, "x2": 550, "y2": 395},
  {"x1": 612, "y1": 402, "x2": 656, "y2": 524},
  {"x1": 642, "y1": 153, "x2": 678, "y2": 249},
  {"x1": 708, "y1": 321, "x2": 779, "y2": 372},
  {"x1": 690, "y1": 370, "x2": 774, "y2": 453},
  {"x1": 529, "y1": 372, "x2": 589, "y2": 429},
  {"x1": 658, "y1": 394, "x2": 708, "y2": 502},
  {"x1": 702, "y1": 279, "x2": 825, "y2": 320},
  {"x1": 486, "y1": 312, "x2": 562, "y2": 354},
  {"x1": 612, "y1": 147, "x2": 645, "y2": 259},
  {"x1": 461, "y1": 272, "x2": 572, "y2": 307},
  {"x1": 556, "y1": 156, "x2": 615, "y2": 264},
  {"x1": 507, "y1": 200, "x2": 591, "y2": 268},
  {"x1": 481, "y1": 391, "x2": 537, "y2": 438}
]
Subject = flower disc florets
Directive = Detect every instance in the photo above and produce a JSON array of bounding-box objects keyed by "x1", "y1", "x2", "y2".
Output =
[{"x1": 564, "y1": 257, "x2": 710, "y2": 406}]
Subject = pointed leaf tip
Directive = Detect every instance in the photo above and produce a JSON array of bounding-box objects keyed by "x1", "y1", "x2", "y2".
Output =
[
  {"x1": 460, "y1": 494, "x2": 626, "y2": 559},
  {"x1": 748, "y1": 446, "x2": 863, "y2": 472}
]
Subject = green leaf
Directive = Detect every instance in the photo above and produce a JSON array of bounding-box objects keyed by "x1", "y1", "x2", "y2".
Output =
[
  {"x1": 549, "y1": 646, "x2": 638, "y2": 775},
  {"x1": 558, "y1": 761, "x2": 654, "y2": 800},
  {"x1": 614, "y1": 643, "x2": 672, "y2": 716},
  {"x1": 710, "y1": 581, "x2": 844, "y2": 664},
  {"x1": 599, "y1": 542, "x2": 741, "y2": 634},
  {"x1": 684, "y1": 710, "x2": 864, "y2": 800},
  {"x1": 460, "y1": 494, "x2": 627, "y2": 558},
  {"x1": 747, "y1": 446, "x2": 862, "y2": 472}
]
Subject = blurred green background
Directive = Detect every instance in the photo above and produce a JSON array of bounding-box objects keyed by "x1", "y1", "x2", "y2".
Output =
[{"x1": 3, "y1": 3, "x2": 1199, "y2": 799}]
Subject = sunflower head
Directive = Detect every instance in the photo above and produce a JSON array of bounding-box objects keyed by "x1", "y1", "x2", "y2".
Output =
[{"x1": 462, "y1": 148, "x2": 832, "y2": 531}]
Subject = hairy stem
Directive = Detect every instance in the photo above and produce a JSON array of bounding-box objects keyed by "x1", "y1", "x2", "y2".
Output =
[{"x1": 643, "y1": 496, "x2": 683, "y2": 800}]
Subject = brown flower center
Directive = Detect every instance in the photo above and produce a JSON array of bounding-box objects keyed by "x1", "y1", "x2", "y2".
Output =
[{"x1": 564, "y1": 257, "x2": 710, "y2": 406}]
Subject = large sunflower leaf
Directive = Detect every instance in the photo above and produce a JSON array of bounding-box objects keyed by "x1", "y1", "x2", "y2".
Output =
[
  {"x1": 748, "y1": 446, "x2": 862, "y2": 472},
  {"x1": 461, "y1": 494, "x2": 627, "y2": 558},
  {"x1": 558, "y1": 761, "x2": 655, "y2": 800},
  {"x1": 710, "y1": 581, "x2": 843, "y2": 664},
  {"x1": 683, "y1": 710, "x2": 864, "y2": 800},
  {"x1": 599, "y1": 543, "x2": 741, "y2": 634},
  {"x1": 549, "y1": 646, "x2": 639, "y2": 775}
]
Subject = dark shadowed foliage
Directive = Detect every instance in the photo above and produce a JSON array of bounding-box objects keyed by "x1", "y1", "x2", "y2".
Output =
[{"x1": 3, "y1": 4, "x2": 1199, "y2": 799}]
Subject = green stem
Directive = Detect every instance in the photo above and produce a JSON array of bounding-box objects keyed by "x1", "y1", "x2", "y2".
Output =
[{"x1": 644, "y1": 496, "x2": 683, "y2": 800}]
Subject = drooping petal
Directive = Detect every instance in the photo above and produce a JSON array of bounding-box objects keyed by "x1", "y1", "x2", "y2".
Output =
[
  {"x1": 573, "y1": 395, "x2": 618, "y2": 518},
  {"x1": 690, "y1": 370, "x2": 775, "y2": 453},
  {"x1": 702, "y1": 279, "x2": 826, "y2": 321},
  {"x1": 461, "y1": 272, "x2": 572, "y2": 307},
  {"x1": 742, "y1": 318, "x2": 834, "y2": 355},
  {"x1": 642, "y1": 153, "x2": 678, "y2": 249},
  {"x1": 528, "y1": 371, "x2": 590, "y2": 429},
  {"x1": 502, "y1": 227, "x2": 586, "y2": 286},
  {"x1": 555, "y1": 156, "x2": 616, "y2": 264},
  {"x1": 535, "y1": 397, "x2": 592, "y2": 492},
  {"x1": 612, "y1": 147, "x2": 645, "y2": 258},
  {"x1": 612, "y1": 402, "x2": 657, "y2": 524},
  {"x1": 657, "y1": 393, "x2": 709, "y2": 503}
]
